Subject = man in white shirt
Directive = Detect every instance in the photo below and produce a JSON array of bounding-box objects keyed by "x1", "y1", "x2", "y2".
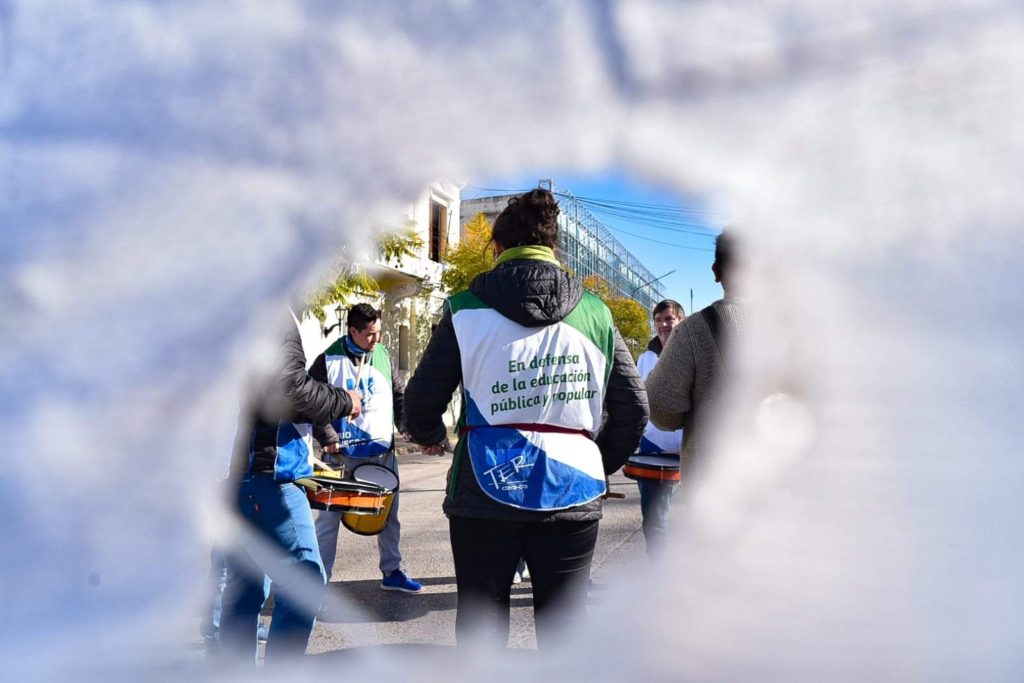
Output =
[{"x1": 634, "y1": 299, "x2": 685, "y2": 557}]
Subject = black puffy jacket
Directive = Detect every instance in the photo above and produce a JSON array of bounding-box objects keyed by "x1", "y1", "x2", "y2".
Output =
[
  {"x1": 405, "y1": 258, "x2": 648, "y2": 521},
  {"x1": 230, "y1": 321, "x2": 355, "y2": 480}
]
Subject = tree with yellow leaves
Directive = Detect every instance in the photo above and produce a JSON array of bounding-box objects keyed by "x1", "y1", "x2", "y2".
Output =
[
  {"x1": 441, "y1": 212, "x2": 495, "y2": 294},
  {"x1": 582, "y1": 274, "x2": 651, "y2": 360}
]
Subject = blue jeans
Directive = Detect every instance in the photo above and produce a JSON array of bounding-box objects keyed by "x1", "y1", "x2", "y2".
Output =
[
  {"x1": 201, "y1": 549, "x2": 269, "y2": 647},
  {"x1": 220, "y1": 475, "x2": 326, "y2": 664},
  {"x1": 199, "y1": 547, "x2": 228, "y2": 642},
  {"x1": 637, "y1": 479, "x2": 678, "y2": 557}
]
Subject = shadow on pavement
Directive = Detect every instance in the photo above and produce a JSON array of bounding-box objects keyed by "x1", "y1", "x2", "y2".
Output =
[
  {"x1": 308, "y1": 642, "x2": 539, "y2": 667},
  {"x1": 309, "y1": 642, "x2": 457, "y2": 663},
  {"x1": 319, "y1": 578, "x2": 457, "y2": 624},
  {"x1": 318, "y1": 578, "x2": 541, "y2": 624}
]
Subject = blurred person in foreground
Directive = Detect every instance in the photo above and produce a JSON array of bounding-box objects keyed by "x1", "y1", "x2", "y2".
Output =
[
  {"x1": 645, "y1": 229, "x2": 746, "y2": 475},
  {"x1": 633, "y1": 299, "x2": 686, "y2": 557},
  {"x1": 219, "y1": 310, "x2": 362, "y2": 665},
  {"x1": 311, "y1": 303, "x2": 423, "y2": 594},
  {"x1": 404, "y1": 188, "x2": 647, "y2": 649}
]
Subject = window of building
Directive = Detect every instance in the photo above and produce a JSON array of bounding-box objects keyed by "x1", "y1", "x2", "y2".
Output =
[
  {"x1": 428, "y1": 199, "x2": 448, "y2": 262},
  {"x1": 398, "y1": 324, "x2": 410, "y2": 371}
]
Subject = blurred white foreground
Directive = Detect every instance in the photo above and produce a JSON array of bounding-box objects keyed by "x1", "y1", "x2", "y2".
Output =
[{"x1": 1, "y1": 1, "x2": 1022, "y2": 680}]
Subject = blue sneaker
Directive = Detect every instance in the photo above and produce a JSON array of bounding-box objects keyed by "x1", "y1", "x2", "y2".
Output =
[{"x1": 380, "y1": 568, "x2": 423, "y2": 593}]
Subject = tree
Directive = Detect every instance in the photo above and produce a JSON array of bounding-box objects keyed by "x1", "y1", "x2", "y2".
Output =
[
  {"x1": 582, "y1": 274, "x2": 651, "y2": 360},
  {"x1": 441, "y1": 212, "x2": 495, "y2": 294},
  {"x1": 304, "y1": 225, "x2": 424, "y2": 323},
  {"x1": 378, "y1": 225, "x2": 425, "y2": 265}
]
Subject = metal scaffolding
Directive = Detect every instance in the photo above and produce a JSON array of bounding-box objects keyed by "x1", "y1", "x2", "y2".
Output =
[{"x1": 545, "y1": 181, "x2": 664, "y2": 312}]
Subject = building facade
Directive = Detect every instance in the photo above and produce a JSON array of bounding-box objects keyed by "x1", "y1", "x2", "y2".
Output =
[{"x1": 299, "y1": 179, "x2": 463, "y2": 428}]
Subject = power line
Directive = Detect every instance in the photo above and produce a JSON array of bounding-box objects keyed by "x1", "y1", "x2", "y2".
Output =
[
  {"x1": 570, "y1": 195, "x2": 713, "y2": 218},
  {"x1": 572, "y1": 194, "x2": 708, "y2": 212},
  {"x1": 575, "y1": 203, "x2": 717, "y2": 238},
  {"x1": 603, "y1": 224, "x2": 715, "y2": 251},
  {"x1": 465, "y1": 186, "x2": 714, "y2": 220},
  {"x1": 572, "y1": 196, "x2": 714, "y2": 222},
  {"x1": 632, "y1": 269, "x2": 677, "y2": 294},
  {"x1": 463, "y1": 185, "x2": 719, "y2": 250}
]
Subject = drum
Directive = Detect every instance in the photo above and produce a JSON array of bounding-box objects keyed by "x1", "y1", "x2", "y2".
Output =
[
  {"x1": 340, "y1": 464, "x2": 400, "y2": 536},
  {"x1": 305, "y1": 475, "x2": 387, "y2": 516},
  {"x1": 622, "y1": 454, "x2": 681, "y2": 483}
]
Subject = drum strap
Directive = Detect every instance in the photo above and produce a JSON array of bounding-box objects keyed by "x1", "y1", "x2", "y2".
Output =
[
  {"x1": 460, "y1": 423, "x2": 592, "y2": 438},
  {"x1": 703, "y1": 304, "x2": 734, "y2": 385},
  {"x1": 293, "y1": 477, "x2": 320, "y2": 492},
  {"x1": 704, "y1": 305, "x2": 725, "y2": 358},
  {"x1": 682, "y1": 305, "x2": 733, "y2": 451}
]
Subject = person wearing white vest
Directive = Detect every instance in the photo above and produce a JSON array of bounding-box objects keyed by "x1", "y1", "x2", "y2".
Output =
[
  {"x1": 310, "y1": 303, "x2": 422, "y2": 594},
  {"x1": 634, "y1": 299, "x2": 685, "y2": 557},
  {"x1": 405, "y1": 188, "x2": 648, "y2": 649}
]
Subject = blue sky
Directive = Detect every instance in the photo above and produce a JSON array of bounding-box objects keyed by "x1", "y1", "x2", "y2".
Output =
[{"x1": 464, "y1": 168, "x2": 724, "y2": 314}]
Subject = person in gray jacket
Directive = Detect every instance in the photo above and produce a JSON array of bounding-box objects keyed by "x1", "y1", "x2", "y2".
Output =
[
  {"x1": 645, "y1": 229, "x2": 746, "y2": 469},
  {"x1": 405, "y1": 188, "x2": 647, "y2": 649}
]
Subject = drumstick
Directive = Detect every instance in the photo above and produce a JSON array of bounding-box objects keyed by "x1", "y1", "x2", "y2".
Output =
[
  {"x1": 355, "y1": 354, "x2": 367, "y2": 387},
  {"x1": 602, "y1": 475, "x2": 625, "y2": 499},
  {"x1": 310, "y1": 452, "x2": 343, "y2": 476},
  {"x1": 309, "y1": 453, "x2": 333, "y2": 471}
]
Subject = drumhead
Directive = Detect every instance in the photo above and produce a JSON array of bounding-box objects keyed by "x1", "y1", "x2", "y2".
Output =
[
  {"x1": 352, "y1": 463, "x2": 399, "y2": 491},
  {"x1": 626, "y1": 455, "x2": 680, "y2": 470}
]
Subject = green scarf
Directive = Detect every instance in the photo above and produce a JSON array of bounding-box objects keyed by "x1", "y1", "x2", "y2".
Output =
[{"x1": 494, "y1": 245, "x2": 560, "y2": 266}]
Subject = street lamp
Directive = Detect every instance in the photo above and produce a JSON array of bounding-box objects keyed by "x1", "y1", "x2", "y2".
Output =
[
  {"x1": 630, "y1": 269, "x2": 677, "y2": 299},
  {"x1": 322, "y1": 303, "x2": 345, "y2": 338}
]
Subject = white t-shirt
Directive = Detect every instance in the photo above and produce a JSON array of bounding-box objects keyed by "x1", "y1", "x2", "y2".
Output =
[{"x1": 636, "y1": 348, "x2": 683, "y2": 454}]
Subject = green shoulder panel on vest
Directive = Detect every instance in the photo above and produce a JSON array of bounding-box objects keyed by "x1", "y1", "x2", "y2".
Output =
[
  {"x1": 447, "y1": 290, "x2": 489, "y2": 315},
  {"x1": 562, "y1": 291, "x2": 616, "y2": 382},
  {"x1": 445, "y1": 290, "x2": 483, "y2": 498},
  {"x1": 371, "y1": 344, "x2": 392, "y2": 383},
  {"x1": 324, "y1": 338, "x2": 346, "y2": 357}
]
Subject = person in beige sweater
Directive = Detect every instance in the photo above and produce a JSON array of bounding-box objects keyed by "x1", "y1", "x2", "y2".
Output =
[{"x1": 645, "y1": 230, "x2": 746, "y2": 469}]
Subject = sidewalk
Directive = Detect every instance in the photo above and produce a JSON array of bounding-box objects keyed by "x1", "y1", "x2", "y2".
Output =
[{"x1": 392, "y1": 429, "x2": 456, "y2": 456}]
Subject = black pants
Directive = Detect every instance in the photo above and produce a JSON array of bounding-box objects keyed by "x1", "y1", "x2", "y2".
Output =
[{"x1": 448, "y1": 516, "x2": 599, "y2": 649}]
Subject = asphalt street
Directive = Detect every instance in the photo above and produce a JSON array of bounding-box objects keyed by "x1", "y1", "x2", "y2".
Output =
[{"x1": 305, "y1": 449, "x2": 649, "y2": 654}]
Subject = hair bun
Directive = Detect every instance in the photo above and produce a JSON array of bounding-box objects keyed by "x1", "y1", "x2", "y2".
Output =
[
  {"x1": 492, "y1": 187, "x2": 561, "y2": 249},
  {"x1": 521, "y1": 188, "x2": 560, "y2": 224}
]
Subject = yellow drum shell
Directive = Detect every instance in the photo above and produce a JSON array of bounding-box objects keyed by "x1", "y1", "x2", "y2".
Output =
[{"x1": 341, "y1": 463, "x2": 400, "y2": 537}]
